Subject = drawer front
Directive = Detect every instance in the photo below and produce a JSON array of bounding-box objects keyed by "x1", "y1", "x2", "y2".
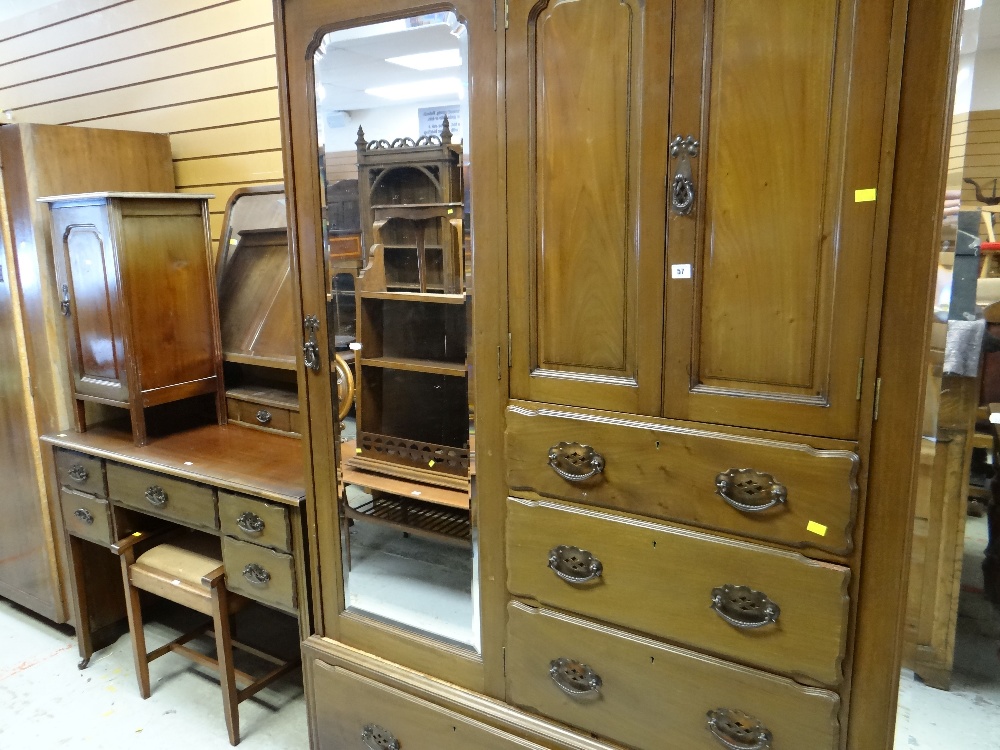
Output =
[
  {"x1": 60, "y1": 488, "x2": 112, "y2": 545},
  {"x1": 507, "y1": 497, "x2": 849, "y2": 685},
  {"x1": 54, "y1": 449, "x2": 106, "y2": 498},
  {"x1": 219, "y1": 491, "x2": 291, "y2": 552},
  {"x1": 106, "y1": 463, "x2": 217, "y2": 531},
  {"x1": 506, "y1": 404, "x2": 858, "y2": 554},
  {"x1": 312, "y1": 661, "x2": 548, "y2": 750},
  {"x1": 228, "y1": 398, "x2": 295, "y2": 435},
  {"x1": 506, "y1": 602, "x2": 840, "y2": 750},
  {"x1": 222, "y1": 536, "x2": 296, "y2": 612}
]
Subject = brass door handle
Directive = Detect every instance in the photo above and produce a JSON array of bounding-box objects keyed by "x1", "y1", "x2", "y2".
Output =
[
  {"x1": 73, "y1": 508, "x2": 94, "y2": 525},
  {"x1": 144, "y1": 485, "x2": 168, "y2": 507},
  {"x1": 670, "y1": 134, "x2": 699, "y2": 216},
  {"x1": 715, "y1": 469, "x2": 787, "y2": 513},
  {"x1": 236, "y1": 511, "x2": 265, "y2": 535},
  {"x1": 711, "y1": 584, "x2": 781, "y2": 629},
  {"x1": 548, "y1": 442, "x2": 605, "y2": 482},
  {"x1": 361, "y1": 724, "x2": 400, "y2": 750},
  {"x1": 706, "y1": 708, "x2": 773, "y2": 750},
  {"x1": 242, "y1": 563, "x2": 271, "y2": 585},
  {"x1": 548, "y1": 545, "x2": 603, "y2": 584},
  {"x1": 60, "y1": 284, "x2": 72, "y2": 316},
  {"x1": 549, "y1": 658, "x2": 602, "y2": 698},
  {"x1": 303, "y1": 314, "x2": 321, "y2": 373},
  {"x1": 68, "y1": 464, "x2": 89, "y2": 482}
]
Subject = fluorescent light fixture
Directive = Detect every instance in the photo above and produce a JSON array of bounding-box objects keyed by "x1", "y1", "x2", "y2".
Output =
[
  {"x1": 366, "y1": 77, "x2": 464, "y2": 101},
  {"x1": 386, "y1": 49, "x2": 462, "y2": 71},
  {"x1": 966, "y1": 0, "x2": 982, "y2": 8}
]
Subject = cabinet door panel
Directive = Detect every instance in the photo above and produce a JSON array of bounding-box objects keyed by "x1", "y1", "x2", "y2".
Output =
[
  {"x1": 664, "y1": 0, "x2": 888, "y2": 439},
  {"x1": 508, "y1": 0, "x2": 670, "y2": 415},
  {"x1": 51, "y1": 204, "x2": 129, "y2": 402}
]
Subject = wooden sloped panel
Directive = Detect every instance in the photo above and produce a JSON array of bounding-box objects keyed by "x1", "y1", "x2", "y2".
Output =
[
  {"x1": 179, "y1": 184, "x2": 275, "y2": 215},
  {"x1": 170, "y1": 120, "x2": 282, "y2": 159},
  {"x1": 20, "y1": 57, "x2": 278, "y2": 124},
  {"x1": 2, "y1": 26, "x2": 276, "y2": 110},
  {"x1": 74, "y1": 89, "x2": 280, "y2": 132},
  {"x1": 0, "y1": 0, "x2": 274, "y2": 90},
  {"x1": 173, "y1": 150, "x2": 284, "y2": 187}
]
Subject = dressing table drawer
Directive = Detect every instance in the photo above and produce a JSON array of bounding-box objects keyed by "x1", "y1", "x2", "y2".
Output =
[
  {"x1": 505, "y1": 404, "x2": 859, "y2": 555},
  {"x1": 219, "y1": 491, "x2": 292, "y2": 552},
  {"x1": 506, "y1": 497, "x2": 850, "y2": 685},
  {"x1": 55, "y1": 449, "x2": 106, "y2": 497},
  {"x1": 106, "y1": 463, "x2": 217, "y2": 531},
  {"x1": 223, "y1": 536, "x2": 296, "y2": 612},
  {"x1": 505, "y1": 602, "x2": 840, "y2": 750},
  {"x1": 60, "y1": 487, "x2": 112, "y2": 545}
]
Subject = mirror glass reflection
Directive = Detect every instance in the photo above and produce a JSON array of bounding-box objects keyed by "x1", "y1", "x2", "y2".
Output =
[{"x1": 313, "y1": 12, "x2": 478, "y2": 651}]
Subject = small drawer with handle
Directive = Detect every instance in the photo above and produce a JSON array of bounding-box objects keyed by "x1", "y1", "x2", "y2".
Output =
[
  {"x1": 222, "y1": 536, "x2": 296, "y2": 612},
  {"x1": 106, "y1": 463, "x2": 217, "y2": 531},
  {"x1": 60, "y1": 487, "x2": 112, "y2": 545},
  {"x1": 506, "y1": 403, "x2": 859, "y2": 555},
  {"x1": 226, "y1": 394, "x2": 298, "y2": 436},
  {"x1": 54, "y1": 449, "x2": 106, "y2": 498},
  {"x1": 219, "y1": 491, "x2": 291, "y2": 552},
  {"x1": 507, "y1": 497, "x2": 850, "y2": 686},
  {"x1": 506, "y1": 602, "x2": 840, "y2": 750}
]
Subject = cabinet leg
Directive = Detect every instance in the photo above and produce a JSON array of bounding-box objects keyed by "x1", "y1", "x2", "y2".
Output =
[
  {"x1": 67, "y1": 536, "x2": 95, "y2": 669},
  {"x1": 130, "y1": 403, "x2": 148, "y2": 447},
  {"x1": 215, "y1": 385, "x2": 227, "y2": 427},
  {"x1": 73, "y1": 399, "x2": 87, "y2": 433}
]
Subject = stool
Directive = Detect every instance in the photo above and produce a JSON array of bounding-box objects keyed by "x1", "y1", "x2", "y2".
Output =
[{"x1": 112, "y1": 530, "x2": 299, "y2": 745}]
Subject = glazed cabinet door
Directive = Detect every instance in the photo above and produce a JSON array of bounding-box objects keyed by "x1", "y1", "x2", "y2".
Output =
[
  {"x1": 507, "y1": 0, "x2": 671, "y2": 415},
  {"x1": 663, "y1": 0, "x2": 890, "y2": 439},
  {"x1": 49, "y1": 200, "x2": 129, "y2": 403}
]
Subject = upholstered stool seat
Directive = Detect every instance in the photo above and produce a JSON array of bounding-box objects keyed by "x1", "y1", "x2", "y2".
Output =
[{"x1": 113, "y1": 530, "x2": 298, "y2": 746}]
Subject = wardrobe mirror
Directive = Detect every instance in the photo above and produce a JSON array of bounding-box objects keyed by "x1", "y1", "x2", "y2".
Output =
[{"x1": 313, "y1": 11, "x2": 479, "y2": 652}]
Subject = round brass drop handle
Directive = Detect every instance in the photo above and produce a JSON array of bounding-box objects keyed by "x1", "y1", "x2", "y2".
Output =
[
  {"x1": 361, "y1": 724, "x2": 399, "y2": 750},
  {"x1": 547, "y1": 442, "x2": 605, "y2": 482},
  {"x1": 549, "y1": 657, "x2": 602, "y2": 698},
  {"x1": 242, "y1": 563, "x2": 271, "y2": 586},
  {"x1": 706, "y1": 708, "x2": 773, "y2": 750},
  {"x1": 710, "y1": 584, "x2": 781, "y2": 630},
  {"x1": 548, "y1": 545, "x2": 603, "y2": 584},
  {"x1": 236, "y1": 511, "x2": 265, "y2": 536},
  {"x1": 68, "y1": 464, "x2": 89, "y2": 482},
  {"x1": 73, "y1": 508, "x2": 94, "y2": 525},
  {"x1": 144, "y1": 485, "x2": 168, "y2": 507}
]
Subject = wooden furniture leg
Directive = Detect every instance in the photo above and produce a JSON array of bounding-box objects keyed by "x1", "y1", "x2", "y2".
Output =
[
  {"x1": 66, "y1": 535, "x2": 94, "y2": 669},
  {"x1": 211, "y1": 578, "x2": 240, "y2": 746},
  {"x1": 118, "y1": 544, "x2": 152, "y2": 698},
  {"x1": 129, "y1": 400, "x2": 148, "y2": 447}
]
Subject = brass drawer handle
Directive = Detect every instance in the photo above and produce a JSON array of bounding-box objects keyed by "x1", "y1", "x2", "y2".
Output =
[
  {"x1": 715, "y1": 468, "x2": 787, "y2": 513},
  {"x1": 711, "y1": 584, "x2": 781, "y2": 629},
  {"x1": 549, "y1": 657, "x2": 602, "y2": 698},
  {"x1": 73, "y1": 508, "x2": 94, "y2": 525},
  {"x1": 256, "y1": 409, "x2": 272, "y2": 425},
  {"x1": 706, "y1": 708, "x2": 773, "y2": 750},
  {"x1": 361, "y1": 724, "x2": 400, "y2": 750},
  {"x1": 548, "y1": 442, "x2": 605, "y2": 482},
  {"x1": 236, "y1": 511, "x2": 265, "y2": 535},
  {"x1": 548, "y1": 545, "x2": 603, "y2": 584},
  {"x1": 242, "y1": 562, "x2": 271, "y2": 586},
  {"x1": 144, "y1": 485, "x2": 168, "y2": 507},
  {"x1": 68, "y1": 464, "x2": 89, "y2": 482}
]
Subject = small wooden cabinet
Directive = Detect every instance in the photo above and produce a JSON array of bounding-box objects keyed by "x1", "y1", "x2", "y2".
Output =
[{"x1": 43, "y1": 193, "x2": 225, "y2": 445}]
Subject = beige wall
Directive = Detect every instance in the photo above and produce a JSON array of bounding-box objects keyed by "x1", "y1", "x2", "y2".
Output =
[{"x1": 0, "y1": 0, "x2": 284, "y2": 242}]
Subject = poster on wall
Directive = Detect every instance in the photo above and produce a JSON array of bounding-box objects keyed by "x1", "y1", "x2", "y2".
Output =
[{"x1": 419, "y1": 106, "x2": 462, "y2": 142}]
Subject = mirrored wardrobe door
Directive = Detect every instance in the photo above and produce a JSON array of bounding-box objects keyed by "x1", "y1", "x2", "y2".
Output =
[{"x1": 278, "y1": 0, "x2": 503, "y2": 691}]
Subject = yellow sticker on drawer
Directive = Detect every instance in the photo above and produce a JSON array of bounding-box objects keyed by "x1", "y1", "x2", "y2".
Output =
[
  {"x1": 855, "y1": 188, "x2": 877, "y2": 203},
  {"x1": 807, "y1": 520, "x2": 828, "y2": 537}
]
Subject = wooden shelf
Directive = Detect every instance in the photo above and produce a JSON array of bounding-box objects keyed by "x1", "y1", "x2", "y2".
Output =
[
  {"x1": 359, "y1": 290, "x2": 466, "y2": 304},
  {"x1": 344, "y1": 495, "x2": 471, "y2": 547},
  {"x1": 342, "y1": 462, "x2": 470, "y2": 509},
  {"x1": 225, "y1": 384, "x2": 299, "y2": 410},
  {"x1": 360, "y1": 356, "x2": 466, "y2": 377}
]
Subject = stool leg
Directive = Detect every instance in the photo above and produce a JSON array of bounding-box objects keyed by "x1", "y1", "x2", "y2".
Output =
[
  {"x1": 211, "y1": 585, "x2": 240, "y2": 746},
  {"x1": 118, "y1": 553, "x2": 151, "y2": 698}
]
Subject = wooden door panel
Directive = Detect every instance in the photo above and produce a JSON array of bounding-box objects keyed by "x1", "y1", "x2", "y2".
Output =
[
  {"x1": 664, "y1": 0, "x2": 885, "y2": 439},
  {"x1": 508, "y1": 0, "x2": 670, "y2": 415}
]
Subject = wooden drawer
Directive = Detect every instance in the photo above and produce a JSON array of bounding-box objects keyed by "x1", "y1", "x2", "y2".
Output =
[
  {"x1": 222, "y1": 536, "x2": 296, "y2": 612},
  {"x1": 507, "y1": 497, "x2": 850, "y2": 685},
  {"x1": 506, "y1": 602, "x2": 840, "y2": 750},
  {"x1": 312, "y1": 661, "x2": 554, "y2": 750},
  {"x1": 218, "y1": 491, "x2": 291, "y2": 552},
  {"x1": 226, "y1": 388, "x2": 300, "y2": 437},
  {"x1": 106, "y1": 462, "x2": 217, "y2": 531},
  {"x1": 59, "y1": 487, "x2": 112, "y2": 545},
  {"x1": 54, "y1": 448, "x2": 106, "y2": 497},
  {"x1": 506, "y1": 404, "x2": 859, "y2": 554}
]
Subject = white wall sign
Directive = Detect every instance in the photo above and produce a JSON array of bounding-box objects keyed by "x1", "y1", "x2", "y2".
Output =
[{"x1": 419, "y1": 105, "x2": 462, "y2": 141}]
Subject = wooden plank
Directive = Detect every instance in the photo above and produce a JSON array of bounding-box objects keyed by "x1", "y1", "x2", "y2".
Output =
[
  {"x1": 1, "y1": 25, "x2": 276, "y2": 110},
  {"x1": 74, "y1": 88, "x2": 280, "y2": 132},
  {"x1": 170, "y1": 119, "x2": 281, "y2": 159},
  {"x1": 0, "y1": 0, "x2": 274, "y2": 89},
  {"x1": 21, "y1": 57, "x2": 278, "y2": 125},
  {"x1": 969, "y1": 108, "x2": 1000, "y2": 120},
  {"x1": 173, "y1": 150, "x2": 284, "y2": 187},
  {"x1": 0, "y1": 0, "x2": 237, "y2": 63},
  {"x1": 0, "y1": 0, "x2": 124, "y2": 43}
]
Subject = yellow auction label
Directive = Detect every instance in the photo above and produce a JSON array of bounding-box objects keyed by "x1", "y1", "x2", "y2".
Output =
[
  {"x1": 807, "y1": 520, "x2": 828, "y2": 537},
  {"x1": 854, "y1": 188, "x2": 877, "y2": 203}
]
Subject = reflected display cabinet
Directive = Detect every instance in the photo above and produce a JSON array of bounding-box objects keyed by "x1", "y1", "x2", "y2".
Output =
[{"x1": 273, "y1": 0, "x2": 950, "y2": 748}]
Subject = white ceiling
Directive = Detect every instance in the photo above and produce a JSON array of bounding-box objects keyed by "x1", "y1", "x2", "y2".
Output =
[
  {"x1": 314, "y1": 17, "x2": 467, "y2": 113},
  {"x1": 0, "y1": 0, "x2": 64, "y2": 24}
]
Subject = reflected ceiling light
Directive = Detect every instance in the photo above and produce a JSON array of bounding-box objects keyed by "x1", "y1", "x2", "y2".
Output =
[
  {"x1": 386, "y1": 49, "x2": 462, "y2": 70},
  {"x1": 366, "y1": 77, "x2": 464, "y2": 100},
  {"x1": 966, "y1": 0, "x2": 982, "y2": 8}
]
